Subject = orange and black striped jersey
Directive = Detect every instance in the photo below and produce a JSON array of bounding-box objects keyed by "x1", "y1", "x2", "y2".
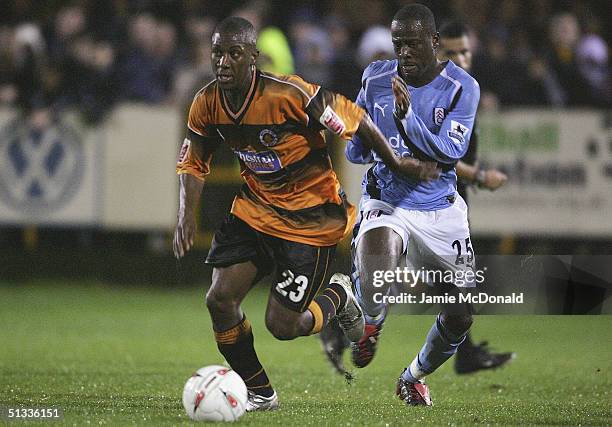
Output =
[{"x1": 176, "y1": 69, "x2": 365, "y2": 246}]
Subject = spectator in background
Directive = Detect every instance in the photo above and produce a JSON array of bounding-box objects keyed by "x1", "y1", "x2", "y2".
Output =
[
  {"x1": 173, "y1": 16, "x2": 216, "y2": 109},
  {"x1": 12, "y1": 23, "x2": 48, "y2": 110},
  {"x1": 46, "y1": 5, "x2": 86, "y2": 63},
  {"x1": 118, "y1": 13, "x2": 176, "y2": 104},
  {"x1": 0, "y1": 26, "x2": 18, "y2": 106},
  {"x1": 289, "y1": 8, "x2": 333, "y2": 87},
  {"x1": 43, "y1": 4, "x2": 119, "y2": 123},
  {"x1": 472, "y1": 27, "x2": 564, "y2": 108},
  {"x1": 472, "y1": 30, "x2": 525, "y2": 107},
  {"x1": 233, "y1": 0, "x2": 295, "y2": 75},
  {"x1": 0, "y1": 0, "x2": 609, "y2": 111},
  {"x1": 326, "y1": 15, "x2": 360, "y2": 98},
  {"x1": 63, "y1": 35, "x2": 118, "y2": 123},
  {"x1": 257, "y1": 27, "x2": 295, "y2": 75},
  {"x1": 576, "y1": 20, "x2": 610, "y2": 107},
  {"x1": 547, "y1": 12, "x2": 590, "y2": 106},
  {"x1": 1, "y1": 5, "x2": 120, "y2": 123},
  {"x1": 356, "y1": 25, "x2": 395, "y2": 68}
]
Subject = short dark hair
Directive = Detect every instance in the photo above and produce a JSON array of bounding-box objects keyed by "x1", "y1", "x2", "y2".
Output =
[
  {"x1": 213, "y1": 16, "x2": 257, "y2": 45},
  {"x1": 392, "y1": 4, "x2": 436, "y2": 34},
  {"x1": 439, "y1": 21, "x2": 469, "y2": 39}
]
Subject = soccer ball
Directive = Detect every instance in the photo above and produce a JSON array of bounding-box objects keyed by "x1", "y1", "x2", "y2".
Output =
[{"x1": 182, "y1": 365, "x2": 248, "y2": 422}]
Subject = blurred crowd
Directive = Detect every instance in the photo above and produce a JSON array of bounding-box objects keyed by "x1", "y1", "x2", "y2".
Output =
[{"x1": 0, "y1": 0, "x2": 609, "y2": 124}]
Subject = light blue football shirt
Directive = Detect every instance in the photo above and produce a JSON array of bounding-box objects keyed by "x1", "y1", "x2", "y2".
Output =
[{"x1": 347, "y1": 59, "x2": 480, "y2": 210}]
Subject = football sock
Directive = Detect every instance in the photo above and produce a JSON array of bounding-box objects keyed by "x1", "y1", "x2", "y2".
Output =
[
  {"x1": 215, "y1": 316, "x2": 274, "y2": 398},
  {"x1": 402, "y1": 314, "x2": 467, "y2": 383},
  {"x1": 364, "y1": 307, "x2": 387, "y2": 325},
  {"x1": 307, "y1": 282, "x2": 348, "y2": 334},
  {"x1": 458, "y1": 331, "x2": 474, "y2": 352}
]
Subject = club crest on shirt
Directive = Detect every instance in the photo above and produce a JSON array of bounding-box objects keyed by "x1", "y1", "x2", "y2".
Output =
[
  {"x1": 259, "y1": 129, "x2": 279, "y2": 147},
  {"x1": 433, "y1": 107, "x2": 446, "y2": 126},
  {"x1": 319, "y1": 105, "x2": 346, "y2": 135}
]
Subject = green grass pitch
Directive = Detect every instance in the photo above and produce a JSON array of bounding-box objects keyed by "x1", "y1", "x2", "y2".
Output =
[{"x1": 1, "y1": 281, "x2": 610, "y2": 425}]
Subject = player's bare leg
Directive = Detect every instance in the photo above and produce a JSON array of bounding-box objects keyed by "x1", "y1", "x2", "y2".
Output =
[
  {"x1": 206, "y1": 262, "x2": 256, "y2": 330},
  {"x1": 352, "y1": 227, "x2": 403, "y2": 367},
  {"x1": 265, "y1": 297, "x2": 315, "y2": 339},
  {"x1": 205, "y1": 261, "x2": 278, "y2": 411},
  {"x1": 265, "y1": 273, "x2": 364, "y2": 342}
]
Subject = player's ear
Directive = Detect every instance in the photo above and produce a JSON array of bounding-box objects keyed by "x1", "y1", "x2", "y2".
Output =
[
  {"x1": 432, "y1": 32, "x2": 440, "y2": 51},
  {"x1": 251, "y1": 49, "x2": 260, "y2": 65}
]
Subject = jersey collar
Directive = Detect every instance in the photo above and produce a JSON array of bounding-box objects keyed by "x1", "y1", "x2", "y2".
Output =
[{"x1": 220, "y1": 68, "x2": 260, "y2": 124}]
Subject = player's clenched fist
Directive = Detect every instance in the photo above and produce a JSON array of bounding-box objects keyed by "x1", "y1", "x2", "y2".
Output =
[
  {"x1": 482, "y1": 169, "x2": 508, "y2": 191},
  {"x1": 392, "y1": 76, "x2": 411, "y2": 119},
  {"x1": 173, "y1": 212, "x2": 196, "y2": 258}
]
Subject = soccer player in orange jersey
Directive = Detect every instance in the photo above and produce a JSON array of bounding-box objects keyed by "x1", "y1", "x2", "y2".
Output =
[{"x1": 173, "y1": 17, "x2": 439, "y2": 411}]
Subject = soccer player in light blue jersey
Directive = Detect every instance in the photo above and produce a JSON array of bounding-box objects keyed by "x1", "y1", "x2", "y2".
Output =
[{"x1": 335, "y1": 4, "x2": 480, "y2": 406}]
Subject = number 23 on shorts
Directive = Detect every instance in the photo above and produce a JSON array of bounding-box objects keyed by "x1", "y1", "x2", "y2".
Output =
[{"x1": 275, "y1": 270, "x2": 309, "y2": 303}]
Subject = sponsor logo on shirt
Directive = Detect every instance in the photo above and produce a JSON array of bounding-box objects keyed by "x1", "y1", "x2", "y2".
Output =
[
  {"x1": 236, "y1": 150, "x2": 282, "y2": 173},
  {"x1": 374, "y1": 103, "x2": 388, "y2": 117},
  {"x1": 447, "y1": 120, "x2": 469, "y2": 145},
  {"x1": 319, "y1": 105, "x2": 346, "y2": 135}
]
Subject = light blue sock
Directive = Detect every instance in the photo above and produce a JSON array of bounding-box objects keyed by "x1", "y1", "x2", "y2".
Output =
[
  {"x1": 402, "y1": 314, "x2": 466, "y2": 383},
  {"x1": 363, "y1": 309, "x2": 387, "y2": 325}
]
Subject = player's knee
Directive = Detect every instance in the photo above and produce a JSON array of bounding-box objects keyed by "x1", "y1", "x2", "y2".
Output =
[
  {"x1": 359, "y1": 228, "x2": 403, "y2": 257},
  {"x1": 440, "y1": 313, "x2": 473, "y2": 338},
  {"x1": 265, "y1": 311, "x2": 300, "y2": 340},
  {"x1": 205, "y1": 288, "x2": 238, "y2": 314}
]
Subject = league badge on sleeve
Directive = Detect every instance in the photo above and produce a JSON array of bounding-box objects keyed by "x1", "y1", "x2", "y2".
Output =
[
  {"x1": 178, "y1": 138, "x2": 191, "y2": 162},
  {"x1": 319, "y1": 105, "x2": 346, "y2": 135},
  {"x1": 447, "y1": 120, "x2": 469, "y2": 145}
]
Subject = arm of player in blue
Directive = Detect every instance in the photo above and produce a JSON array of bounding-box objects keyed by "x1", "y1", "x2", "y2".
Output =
[
  {"x1": 346, "y1": 137, "x2": 374, "y2": 164},
  {"x1": 346, "y1": 81, "x2": 374, "y2": 164},
  {"x1": 396, "y1": 81, "x2": 480, "y2": 164}
]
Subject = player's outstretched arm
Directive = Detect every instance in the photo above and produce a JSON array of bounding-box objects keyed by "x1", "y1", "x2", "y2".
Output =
[
  {"x1": 355, "y1": 113, "x2": 440, "y2": 181},
  {"x1": 174, "y1": 174, "x2": 204, "y2": 258},
  {"x1": 456, "y1": 161, "x2": 508, "y2": 191},
  {"x1": 302, "y1": 81, "x2": 439, "y2": 180},
  {"x1": 456, "y1": 160, "x2": 479, "y2": 182}
]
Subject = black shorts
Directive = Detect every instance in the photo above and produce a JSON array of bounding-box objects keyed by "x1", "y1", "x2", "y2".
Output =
[{"x1": 206, "y1": 214, "x2": 336, "y2": 312}]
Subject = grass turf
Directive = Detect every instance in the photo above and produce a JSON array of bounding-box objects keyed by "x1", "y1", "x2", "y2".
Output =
[{"x1": 0, "y1": 281, "x2": 610, "y2": 426}]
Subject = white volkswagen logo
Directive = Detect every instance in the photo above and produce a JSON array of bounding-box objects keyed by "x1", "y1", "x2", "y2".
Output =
[{"x1": 0, "y1": 118, "x2": 83, "y2": 213}]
